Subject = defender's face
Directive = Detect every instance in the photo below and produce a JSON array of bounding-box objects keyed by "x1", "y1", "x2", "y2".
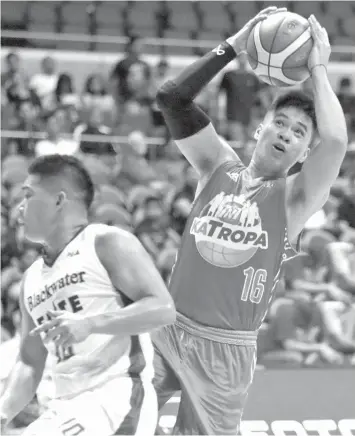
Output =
[
  {"x1": 18, "y1": 175, "x2": 58, "y2": 243},
  {"x1": 256, "y1": 107, "x2": 314, "y2": 172}
]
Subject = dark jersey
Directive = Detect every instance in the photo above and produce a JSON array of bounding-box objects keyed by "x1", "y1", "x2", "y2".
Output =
[{"x1": 169, "y1": 160, "x2": 300, "y2": 331}]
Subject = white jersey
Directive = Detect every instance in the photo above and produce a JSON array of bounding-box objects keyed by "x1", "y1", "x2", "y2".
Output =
[{"x1": 23, "y1": 224, "x2": 154, "y2": 399}]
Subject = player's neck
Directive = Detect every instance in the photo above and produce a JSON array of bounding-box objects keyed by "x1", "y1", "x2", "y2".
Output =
[
  {"x1": 247, "y1": 159, "x2": 286, "y2": 180},
  {"x1": 42, "y1": 219, "x2": 88, "y2": 265}
]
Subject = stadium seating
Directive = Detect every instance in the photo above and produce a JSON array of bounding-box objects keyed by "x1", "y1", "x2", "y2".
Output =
[{"x1": 1, "y1": 1, "x2": 354, "y2": 51}]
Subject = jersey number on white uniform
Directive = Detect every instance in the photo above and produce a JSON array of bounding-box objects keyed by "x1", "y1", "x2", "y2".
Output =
[
  {"x1": 56, "y1": 344, "x2": 75, "y2": 362},
  {"x1": 241, "y1": 267, "x2": 267, "y2": 304},
  {"x1": 60, "y1": 418, "x2": 85, "y2": 436}
]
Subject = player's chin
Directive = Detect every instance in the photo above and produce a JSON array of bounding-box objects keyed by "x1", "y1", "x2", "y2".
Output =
[{"x1": 23, "y1": 225, "x2": 43, "y2": 243}]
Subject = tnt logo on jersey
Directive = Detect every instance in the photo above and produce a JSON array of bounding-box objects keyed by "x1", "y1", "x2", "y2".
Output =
[{"x1": 190, "y1": 192, "x2": 268, "y2": 268}]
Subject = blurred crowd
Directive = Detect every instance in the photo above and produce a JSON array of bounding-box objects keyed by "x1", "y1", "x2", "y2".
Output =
[{"x1": 1, "y1": 36, "x2": 355, "y2": 382}]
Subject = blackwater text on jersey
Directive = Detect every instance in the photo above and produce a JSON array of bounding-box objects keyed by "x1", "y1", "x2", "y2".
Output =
[{"x1": 27, "y1": 271, "x2": 86, "y2": 312}]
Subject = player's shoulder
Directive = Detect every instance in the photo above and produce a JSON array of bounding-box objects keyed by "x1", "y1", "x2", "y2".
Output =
[
  {"x1": 92, "y1": 224, "x2": 138, "y2": 252},
  {"x1": 89, "y1": 223, "x2": 133, "y2": 239}
]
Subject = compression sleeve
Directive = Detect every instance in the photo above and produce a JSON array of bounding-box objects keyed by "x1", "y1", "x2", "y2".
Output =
[{"x1": 156, "y1": 42, "x2": 237, "y2": 139}]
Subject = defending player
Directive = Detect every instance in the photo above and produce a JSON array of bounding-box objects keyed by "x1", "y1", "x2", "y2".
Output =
[
  {"x1": 0, "y1": 154, "x2": 175, "y2": 436},
  {"x1": 153, "y1": 7, "x2": 348, "y2": 435}
]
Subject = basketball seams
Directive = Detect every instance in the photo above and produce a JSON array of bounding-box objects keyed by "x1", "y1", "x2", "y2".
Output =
[
  {"x1": 281, "y1": 32, "x2": 312, "y2": 72},
  {"x1": 250, "y1": 13, "x2": 312, "y2": 86},
  {"x1": 268, "y1": 15, "x2": 289, "y2": 86},
  {"x1": 270, "y1": 27, "x2": 312, "y2": 67}
]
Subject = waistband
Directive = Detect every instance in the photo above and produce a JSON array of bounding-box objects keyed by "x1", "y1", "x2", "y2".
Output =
[{"x1": 175, "y1": 312, "x2": 257, "y2": 346}]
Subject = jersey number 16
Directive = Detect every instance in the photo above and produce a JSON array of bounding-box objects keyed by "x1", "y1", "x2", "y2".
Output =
[{"x1": 241, "y1": 267, "x2": 267, "y2": 304}]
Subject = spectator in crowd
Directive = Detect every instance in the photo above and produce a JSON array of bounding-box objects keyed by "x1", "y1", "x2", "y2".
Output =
[
  {"x1": 257, "y1": 295, "x2": 346, "y2": 367},
  {"x1": 110, "y1": 34, "x2": 151, "y2": 108},
  {"x1": 337, "y1": 76, "x2": 355, "y2": 118},
  {"x1": 29, "y1": 56, "x2": 58, "y2": 110},
  {"x1": 73, "y1": 106, "x2": 114, "y2": 155},
  {"x1": 115, "y1": 130, "x2": 160, "y2": 191},
  {"x1": 169, "y1": 164, "x2": 197, "y2": 235},
  {"x1": 337, "y1": 173, "x2": 355, "y2": 228},
  {"x1": 1, "y1": 52, "x2": 30, "y2": 106},
  {"x1": 34, "y1": 110, "x2": 79, "y2": 156},
  {"x1": 327, "y1": 240, "x2": 355, "y2": 295},
  {"x1": 218, "y1": 52, "x2": 260, "y2": 142},
  {"x1": 81, "y1": 73, "x2": 114, "y2": 120},
  {"x1": 134, "y1": 192, "x2": 180, "y2": 261},
  {"x1": 319, "y1": 299, "x2": 355, "y2": 355},
  {"x1": 150, "y1": 58, "x2": 171, "y2": 138}
]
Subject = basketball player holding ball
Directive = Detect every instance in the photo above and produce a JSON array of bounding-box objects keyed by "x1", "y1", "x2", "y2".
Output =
[{"x1": 153, "y1": 6, "x2": 348, "y2": 435}]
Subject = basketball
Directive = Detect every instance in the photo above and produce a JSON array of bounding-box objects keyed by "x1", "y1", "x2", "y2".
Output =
[{"x1": 246, "y1": 11, "x2": 314, "y2": 87}]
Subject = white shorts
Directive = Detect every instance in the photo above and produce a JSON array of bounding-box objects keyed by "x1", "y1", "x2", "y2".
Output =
[{"x1": 22, "y1": 376, "x2": 157, "y2": 436}]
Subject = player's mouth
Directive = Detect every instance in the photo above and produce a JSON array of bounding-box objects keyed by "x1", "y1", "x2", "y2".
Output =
[{"x1": 272, "y1": 143, "x2": 285, "y2": 152}]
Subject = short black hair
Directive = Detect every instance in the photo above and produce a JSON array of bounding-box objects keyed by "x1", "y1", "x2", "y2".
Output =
[
  {"x1": 28, "y1": 155, "x2": 94, "y2": 209},
  {"x1": 270, "y1": 90, "x2": 317, "y2": 131}
]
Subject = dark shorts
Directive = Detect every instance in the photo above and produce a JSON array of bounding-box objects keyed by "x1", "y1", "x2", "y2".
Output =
[{"x1": 153, "y1": 313, "x2": 257, "y2": 435}]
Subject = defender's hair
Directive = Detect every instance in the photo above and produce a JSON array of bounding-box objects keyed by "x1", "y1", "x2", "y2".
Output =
[
  {"x1": 270, "y1": 90, "x2": 317, "y2": 131},
  {"x1": 28, "y1": 154, "x2": 94, "y2": 209}
]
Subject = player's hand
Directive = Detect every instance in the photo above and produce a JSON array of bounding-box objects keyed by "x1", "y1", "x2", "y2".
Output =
[
  {"x1": 308, "y1": 15, "x2": 331, "y2": 72},
  {"x1": 227, "y1": 6, "x2": 287, "y2": 55},
  {"x1": 30, "y1": 310, "x2": 92, "y2": 347},
  {"x1": 319, "y1": 343, "x2": 344, "y2": 364}
]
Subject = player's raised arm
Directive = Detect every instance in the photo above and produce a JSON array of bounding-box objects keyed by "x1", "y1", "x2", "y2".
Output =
[
  {"x1": 156, "y1": 7, "x2": 286, "y2": 180},
  {"x1": 286, "y1": 15, "x2": 348, "y2": 240},
  {"x1": 86, "y1": 228, "x2": 176, "y2": 336},
  {"x1": 0, "y1": 275, "x2": 48, "y2": 428}
]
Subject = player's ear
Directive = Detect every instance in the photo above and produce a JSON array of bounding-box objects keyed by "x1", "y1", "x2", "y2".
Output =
[
  {"x1": 298, "y1": 147, "x2": 310, "y2": 163},
  {"x1": 56, "y1": 191, "x2": 67, "y2": 207},
  {"x1": 254, "y1": 124, "x2": 263, "y2": 140}
]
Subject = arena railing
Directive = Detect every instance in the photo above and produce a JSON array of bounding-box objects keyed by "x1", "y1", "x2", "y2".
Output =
[
  {"x1": 0, "y1": 130, "x2": 242, "y2": 159},
  {"x1": 0, "y1": 130, "x2": 166, "y2": 146},
  {"x1": 2, "y1": 30, "x2": 355, "y2": 61}
]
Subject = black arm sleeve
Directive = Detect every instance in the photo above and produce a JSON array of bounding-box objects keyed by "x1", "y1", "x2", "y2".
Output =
[{"x1": 156, "y1": 41, "x2": 236, "y2": 140}]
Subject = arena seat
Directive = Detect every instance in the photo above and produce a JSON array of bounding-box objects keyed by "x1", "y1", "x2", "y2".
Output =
[
  {"x1": 342, "y1": 17, "x2": 355, "y2": 38},
  {"x1": 317, "y1": 13, "x2": 339, "y2": 40},
  {"x1": 326, "y1": 1, "x2": 354, "y2": 19},
  {"x1": 198, "y1": 2, "x2": 230, "y2": 33},
  {"x1": 292, "y1": 1, "x2": 321, "y2": 18},
  {"x1": 167, "y1": 2, "x2": 198, "y2": 32},
  {"x1": 28, "y1": 1, "x2": 57, "y2": 30},
  {"x1": 96, "y1": 2, "x2": 125, "y2": 28},
  {"x1": 1, "y1": 0, "x2": 28, "y2": 25}
]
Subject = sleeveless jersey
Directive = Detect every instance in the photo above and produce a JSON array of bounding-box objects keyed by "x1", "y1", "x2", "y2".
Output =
[
  {"x1": 23, "y1": 224, "x2": 154, "y2": 399},
  {"x1": 169, "y1": 161, "x2": 300, "y2": 331}
]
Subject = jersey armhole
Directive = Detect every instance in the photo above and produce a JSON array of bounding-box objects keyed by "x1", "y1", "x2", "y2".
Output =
[{"x1": 193, "y1": 159, "x2": 245, "y2": 205}]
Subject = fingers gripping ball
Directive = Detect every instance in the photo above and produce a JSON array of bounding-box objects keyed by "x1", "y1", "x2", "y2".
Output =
[{"x1": 247, "y1": 11, "x2": 314, "y2": 87}]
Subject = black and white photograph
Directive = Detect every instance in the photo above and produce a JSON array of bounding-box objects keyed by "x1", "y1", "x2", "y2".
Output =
[{"x1": 1, "y1": 1, "x2": 355, "y2": 435}]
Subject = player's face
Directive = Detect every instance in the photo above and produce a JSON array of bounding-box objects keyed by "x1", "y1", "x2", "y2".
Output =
[
  {"x1": 255, "y1": 107, "x2": 314, "y2": 173},
  {"x1": 18, "y1": 175, "x2": 59, "y2": 243}
]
